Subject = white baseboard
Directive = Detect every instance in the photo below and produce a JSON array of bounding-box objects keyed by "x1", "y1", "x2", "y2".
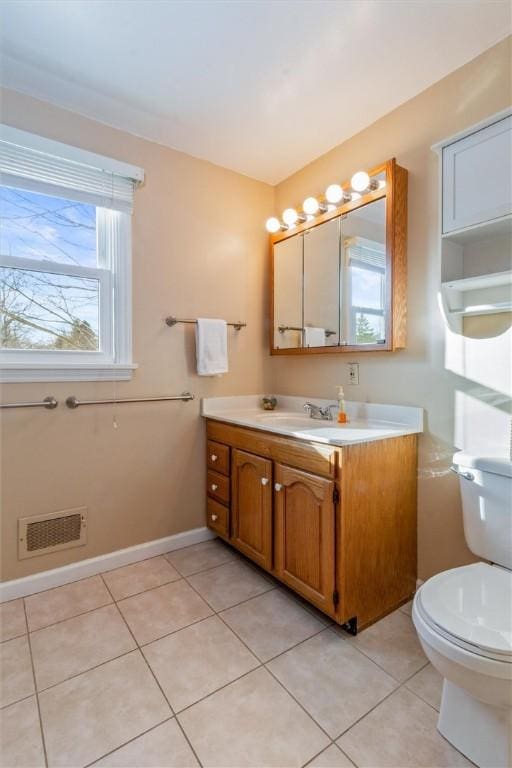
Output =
[{"x1": 0, "y1": 526, "x2": 215, "y2": 603}]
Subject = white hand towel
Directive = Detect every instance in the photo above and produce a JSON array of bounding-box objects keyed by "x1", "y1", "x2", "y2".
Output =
[
  {"x1": 304, "y1": 327, "x2": 326, "y2": 347},
  {"x1": 195, "y1": 318, "x2": 228, "y2": 376}
]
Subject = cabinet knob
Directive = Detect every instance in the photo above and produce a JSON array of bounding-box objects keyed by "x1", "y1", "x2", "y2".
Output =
[
  {"x1": 261, "y1": 478, "x2": 269, "y2": 486},
  {"x1": 210, "y1": 454, "x2": 218, "y2": 462},
  {"x1": 211, "y1": 483, "x2": 218, "y2": 491},
  {"x1": 211, "y1": 513, "x2": 218, "y2": 522},
  {"x1": 274, "y1": 483, "x2": 283, "y2": 492}
]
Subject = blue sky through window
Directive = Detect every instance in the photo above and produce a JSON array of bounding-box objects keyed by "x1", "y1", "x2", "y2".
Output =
[
  {"x1": 0, "y1": 187, "x2": 100, "y2": 350},
  {"x1": 351, "y1": 265, "x2": 384, "y2": 310},
  {"x1": 0, "y1": 186, "x2": 96, "y2": 266}
]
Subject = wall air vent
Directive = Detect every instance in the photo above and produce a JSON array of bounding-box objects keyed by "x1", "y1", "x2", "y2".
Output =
[{"x1": 18, "y1": 507, "x2": 87, "y2": 559}]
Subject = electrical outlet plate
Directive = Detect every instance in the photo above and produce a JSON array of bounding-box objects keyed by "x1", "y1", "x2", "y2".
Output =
[{"x1": 348, "y1": 362, "x2": 359, "y2": 385}]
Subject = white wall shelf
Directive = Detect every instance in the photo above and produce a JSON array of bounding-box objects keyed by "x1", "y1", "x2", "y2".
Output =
[
  {"x1": 443, "y1": 271, "x2": 512, "y2": 292},
  {"x1": 441, "y1": 270, "x2": 512, "y2": 318},
  {"x1": 441, "y1": 215, "x2": 511, "y2": 245},
  {"x1": 450, "y1": 303, "x2": 512, "y2": 316}
]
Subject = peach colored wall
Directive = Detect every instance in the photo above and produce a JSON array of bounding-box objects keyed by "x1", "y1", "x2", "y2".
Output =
[
  {"x1": 0, "y1": 87, "x2": 274, "y2": 580},
  {"x1": 1, "y1": 37, "x2": 510, "y2": 584},
  {"x1": 270, "y1": 37, "x2": 512, "y2": 580}
]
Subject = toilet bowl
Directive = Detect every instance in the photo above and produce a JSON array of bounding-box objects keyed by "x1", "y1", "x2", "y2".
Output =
[{"x1": 412, "y1": 452, "x2": 512, "y2": 768}]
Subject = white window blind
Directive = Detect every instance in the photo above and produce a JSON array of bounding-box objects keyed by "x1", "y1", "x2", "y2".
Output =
[
  {"x1": 0, "y1": 125, "x2": 141, "y2": 382},
  {"x1": 0, "y1": 125, "x2": 143, "y2": 213},
  {"x1": 345, "y1": 236, "x2": 386, "y2": 270}
]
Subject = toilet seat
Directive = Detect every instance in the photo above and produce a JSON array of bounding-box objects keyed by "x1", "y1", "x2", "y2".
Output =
[{"x1": 417, "y1": 562, "x2": 512, "y2": 663}]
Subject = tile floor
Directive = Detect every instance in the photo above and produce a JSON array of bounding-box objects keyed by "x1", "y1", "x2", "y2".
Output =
[{"x1": 0, "y1": 539, "x2": 472, "y2": 768}]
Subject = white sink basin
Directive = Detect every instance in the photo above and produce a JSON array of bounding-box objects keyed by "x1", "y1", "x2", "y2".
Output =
[
  {"x1": 254, "y1": 413, "x2": 407, "y2": 444},
  {"x1": 254, "y1": 413, "x2": 315, "y2": 429}
]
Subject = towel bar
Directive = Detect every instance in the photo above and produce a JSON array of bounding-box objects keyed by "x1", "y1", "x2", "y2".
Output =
[
  {"x1": 278, "y1": 325, "x2": 337, "y2": 337},
  {"x1": 165, "y1": 316, "x2": 246, "y2": 331},
  {"x1": 0, "y1": 396, "x2": 58, "y2": 410},
  {"x1": 66, "y1": 392, "x2": 194, "y2": 409}
]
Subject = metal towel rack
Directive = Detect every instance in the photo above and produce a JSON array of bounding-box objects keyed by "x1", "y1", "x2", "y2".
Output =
[
  {"x1": 66, "y1": 392, "x2": 194, "y2": 409},
  {"x1": 278, "y1": 325, "x2": 337, "y2": 337},
  {"x1": 0, "y1": 396, "x2": 58, "y2": 410},
  {"x1": 165, "y1": 316, "x2": 246, "y2": 331}
]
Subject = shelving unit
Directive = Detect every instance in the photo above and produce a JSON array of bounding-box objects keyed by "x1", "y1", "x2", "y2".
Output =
[{"x1": 433, "y1": 110, "x2": 512, "y2": 331}]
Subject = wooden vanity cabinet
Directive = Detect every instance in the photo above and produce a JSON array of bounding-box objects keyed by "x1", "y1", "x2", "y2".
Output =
[{"x1": 205, "y1": 419, "x2": 417, "y2": 632}]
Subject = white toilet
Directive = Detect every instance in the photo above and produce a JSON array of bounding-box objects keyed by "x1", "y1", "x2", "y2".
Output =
[{"x1": 412, "y1": 451, "x2": 512, "y2": 768}]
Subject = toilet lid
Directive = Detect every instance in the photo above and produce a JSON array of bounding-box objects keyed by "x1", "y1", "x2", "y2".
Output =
[{"x1": 418, "y1": 563, "x2": 512, "y2": 658}]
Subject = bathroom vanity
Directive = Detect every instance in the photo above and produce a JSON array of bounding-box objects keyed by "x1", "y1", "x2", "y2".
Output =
[{"x1": 202, "y1": 396, "x2": 423, "y2": 632}]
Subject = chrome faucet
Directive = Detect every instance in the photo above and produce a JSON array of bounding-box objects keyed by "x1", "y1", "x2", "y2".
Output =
[{"x1": 303, "y1": 402, "x2": 337, "y2": 421}]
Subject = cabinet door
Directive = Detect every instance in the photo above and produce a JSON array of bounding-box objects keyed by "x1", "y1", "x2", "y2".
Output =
[
  {"x1": 303, "y1": 218, "x2": 340, "y2": 346},
  {"x1": 273, "y1": 233, "x2": 303, "y2": 349},
  {"x1": 341, "y1": 198, "x2": 387, "y2": 346},
  {"x1": 231, "y1": 449, "x2": 273, "y2": 570},
  {"x1": 274, "y1": 463, "x2": 336, "y2": 613},
  {"x1": 442, "y1": 115, "x2": 512, "y2": 233}
]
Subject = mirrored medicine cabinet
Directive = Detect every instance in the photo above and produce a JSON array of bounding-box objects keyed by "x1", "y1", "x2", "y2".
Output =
[{"x1": 270, "y1": 159, "x2": 408, "y2": 354}]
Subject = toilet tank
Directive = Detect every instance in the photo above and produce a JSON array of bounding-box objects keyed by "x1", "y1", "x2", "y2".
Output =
[{"x1": 453, "y1": 452, "x2": 512, "y2": 570}]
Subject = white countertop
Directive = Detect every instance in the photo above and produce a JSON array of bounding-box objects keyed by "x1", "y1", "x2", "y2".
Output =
[{"x1": 201, "y1": 395, "x2": 423, "y2": 447}]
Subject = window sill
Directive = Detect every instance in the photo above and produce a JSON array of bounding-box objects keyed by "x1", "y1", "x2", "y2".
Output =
[{"x1": 0, "y1": 363, "x2": 138, "y2": 383}]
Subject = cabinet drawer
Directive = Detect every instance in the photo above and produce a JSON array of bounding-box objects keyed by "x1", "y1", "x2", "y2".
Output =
[
  {"x1": 207, "y1": 440, "x2": 230, "y2": 475},
  {"x1": 207, "y1": 470, "x2": 230, "y2": 504},
  {"x1": 207, "y1": 420, "x2": 340, "y2": 479},
  {"x1": 207, "y1": 497, "x2": 229, "y2": 537}
]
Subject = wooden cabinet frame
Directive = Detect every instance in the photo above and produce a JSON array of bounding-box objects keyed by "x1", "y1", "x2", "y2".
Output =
[{"x1": 269, "y1": 158, "x2": 408, "y2": 355}]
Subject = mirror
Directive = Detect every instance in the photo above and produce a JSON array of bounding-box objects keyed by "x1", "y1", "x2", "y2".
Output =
[
  {"x1": 272, "y1": 199, "x2": 388, "y2": 350},
  {"x1": 270, "y1": 160, "x2": 406, "y2": 354},
  {"x1": 303, "y1": 217, "x2": 340, "y2": 347},
  {"x1": 341, "y1": 197, "x2": 386, "y2": 346},
  {"x1": 273, "y1": 232, "x2": 303, "y2": 349}
]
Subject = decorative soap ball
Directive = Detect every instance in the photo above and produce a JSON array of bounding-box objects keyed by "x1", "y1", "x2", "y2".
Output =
[{"x1": 261, "y1": 396, "x2": 277, "y2": 410}]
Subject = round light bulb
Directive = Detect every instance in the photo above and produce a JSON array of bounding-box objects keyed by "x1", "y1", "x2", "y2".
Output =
[
  {"x1": 282, "y1": 208, "x2": 299, "y2": 226},
  {"x1": 265, "y1": 217, "x2": 281, "y2": 233},
  {"x1": 325, "y1": 184, "x2": 343, "y2": 204},
  {"x1": 351, "y1": 171, "x2": 370, "y2": 193},
  {"x1": 303, "y1": 197, "x2": 320, "y2": 215}
]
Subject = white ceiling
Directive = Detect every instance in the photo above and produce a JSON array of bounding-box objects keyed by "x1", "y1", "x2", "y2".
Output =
[{"x1": 0, "y1": 0, "x2": 509, "y2": 184}]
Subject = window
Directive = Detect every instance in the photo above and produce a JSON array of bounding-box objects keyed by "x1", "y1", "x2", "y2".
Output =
[
  {"x1": 0, "y1": 125, "x2": 143, "y2": 382},
  {"x1": 345, "y1": 237, "x2": 386, "y2": 345}
]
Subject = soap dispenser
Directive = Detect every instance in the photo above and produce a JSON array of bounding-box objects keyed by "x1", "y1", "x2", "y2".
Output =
[{"x1": 337, "y1": 386, "x2": 348, "y2": 424}]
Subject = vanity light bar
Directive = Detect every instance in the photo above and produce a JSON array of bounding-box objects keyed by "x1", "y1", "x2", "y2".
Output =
[{"x1": 265, "y1": 169, "x2": 385, "y2": 232}]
